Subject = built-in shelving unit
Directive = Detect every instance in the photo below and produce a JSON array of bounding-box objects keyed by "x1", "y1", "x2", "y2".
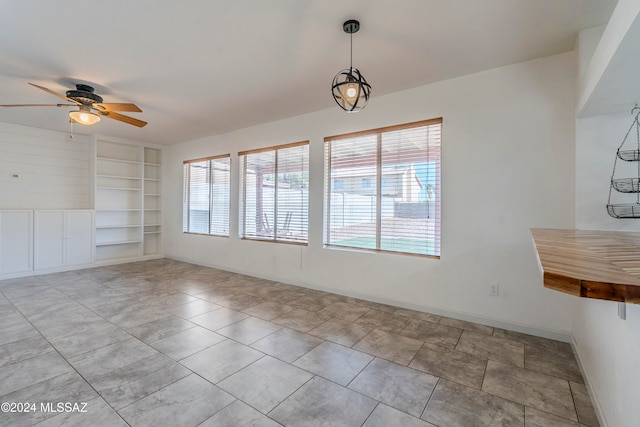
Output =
[
  {"x1": 143, "y1": 147, "x2": 162, "y2": 256},
  {"x1": 95, "y1": 140, "x2": 162, "y2": 262}
]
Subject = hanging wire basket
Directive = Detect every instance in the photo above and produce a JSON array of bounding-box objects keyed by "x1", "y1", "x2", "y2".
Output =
[
  {"x1": 617, "y1": 149, "x2": 640, "y2": 161},
  {"x1": 611, "y1": 178, "x2": 640, "y2": 193},
  {"x1": 607, "y1": 204, "x2": 640, "y2": 219},
  {"x1": 607, "y1": 106, "x2": 640, "y2": 218}
]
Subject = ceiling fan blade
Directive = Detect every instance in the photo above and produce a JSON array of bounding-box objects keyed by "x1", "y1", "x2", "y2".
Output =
[
  {"x1": 28, "y1": 82, "x2": 81, "y2": 105},
  {"x1": 1, "y1": 103, "x2": 75, "y2": 107},
  {"x1": 98, "y1": 111, "x2": 147, "y2": 128},
  {"x1": 93, "y1": 103, "x2": 142, "y2": 112}
]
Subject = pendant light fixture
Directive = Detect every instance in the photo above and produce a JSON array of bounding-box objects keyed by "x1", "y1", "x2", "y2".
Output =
[{"x1": 332, "y1": 19, "x2": 372, "y2": 112}]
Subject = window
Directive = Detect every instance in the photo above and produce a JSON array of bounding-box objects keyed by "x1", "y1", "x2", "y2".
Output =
[
  {"x1": 239, "y1": 141, "x2": 309, "y2": 244},
  {"x1": 183, "y1": 155, "x2": 230, "y2": 236},
  {"x1": 324, "y1": 118, "x2": 441, "y2": 257}
]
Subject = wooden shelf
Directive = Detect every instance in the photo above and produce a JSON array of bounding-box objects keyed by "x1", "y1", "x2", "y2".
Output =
[{"x1": 531, "y1": 228, "x2": 640, "y2": 304}]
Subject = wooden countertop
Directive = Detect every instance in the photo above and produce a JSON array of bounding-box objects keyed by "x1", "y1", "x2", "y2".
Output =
[{"x1": 531, "y1": 228, "x2": 640, "y2": 304}]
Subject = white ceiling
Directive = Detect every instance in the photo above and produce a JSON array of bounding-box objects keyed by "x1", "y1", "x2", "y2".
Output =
[{"x1": 0, "y1": 0, "x2": 617, "y2": 145}]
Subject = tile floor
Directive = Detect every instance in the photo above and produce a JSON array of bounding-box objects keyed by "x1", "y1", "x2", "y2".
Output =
[{"x1": 0, "y1": 259, "x2": 599, "y2": 426}]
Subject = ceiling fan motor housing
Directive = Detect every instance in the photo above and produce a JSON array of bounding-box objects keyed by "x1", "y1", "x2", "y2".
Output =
[{"x1": 66, "y1": 84, "x2": 103, "y2": 104}]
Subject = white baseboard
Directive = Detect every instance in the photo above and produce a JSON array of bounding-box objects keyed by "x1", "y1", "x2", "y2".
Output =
[
  {"x1": 0, "y1": 253, "x2": 164, "y2": 281},
  {"x1": 570, "y1": 335, "x2": 609, "y2": 427}
]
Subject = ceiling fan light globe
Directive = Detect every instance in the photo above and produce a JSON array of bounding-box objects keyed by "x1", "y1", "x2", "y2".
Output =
[{"x1": 69, "y1": 109, "x2": 100, "y2": 125}]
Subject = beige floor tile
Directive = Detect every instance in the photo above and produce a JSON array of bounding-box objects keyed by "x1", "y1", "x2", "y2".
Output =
[
  {"x1": 180, "y1": 339, "x2": 264, "y2": 383},
  {"x1": 349, "y1": 357, "x2": 438, "y2": 417},
  {"x1": 0, "y1": 371, "x2": 98, "y2": 426},
  {"x1": 482, "y1": 360, "x2": 577, "y2": 422},
  {"x1": 439, "y1": 317, "x2": 494, "y2": 335},
  {"x1": 355, "y1": 309, "x2": 412, "y2": 334},
  {"x1": 364, "y1": 404, "x2": 436, "y2": 427},
  {"x1": 492, "y1": 328, "x2": 560, "y2": 350},
  {"x1": 400, "y1": 318, "x2": 463, "y2": 350},
  {"x1": 119, "y1": 374, "x2": 234, "y2": 426},
  {"x1": 308, "y1": 318, "x2": 373, "y2": 346},
  {"x1": 200, "y1": 400, "x2": 281, "y2": 426},
  {"x1": 525, "y1": 344, "x2": 583, "y2": 383},
  {"x1": 289, "y1": 294, "x2": 340, "y2": 312},
  {"x1": 251, "y1": 327, "x2": 323, "y2": 363},
  {"x1": 354, "y1": 329, "x2": 423, "y2": 365},
  {"x1": 456, "y1": 330, "x2": 525, "y2": 367},
  {"x1": 524, "y1": 406, "x2": 582, "y2": 427},
  {"x1": 316, "y1": 301, "x2": 371, "y2": 322},
  {"x1": 272, "y1": 308, "x2": 327, "y2": 332},
  {"x1": 269, "y1": 376, "x2": 377, "y2": 426},
  {"x1": 218, "y1": 355, "x2": 313, "y2": 413},
  {"x1": 166, "y1": 299, "x2": 222, "y2": 319},
  {"x1": 217, "y1": 316, "x2": 283, "y2": 345},
  {"x1": 422, "y1": 379, "x2": 524, "y2": 426},
  {"x1": 150, "y1": 326, "x2": 225, "y2": 360},
  {"x1": 293, "y1": 340, "x2": 373, "y2": 386},
  {"x1": 0, "y1": 335, "x2": 55, "y2": 368},
  {"x1": 89, "y1": 353, "x2": 191, "y2": 410},
  {"x1": 189, "y1": 307, "x2": 250, "y2": 331},
  {"x1": 125, "y1": 316, "x2": 196, "y2": 344},
  {"x1": 570, "y1": 382, "x2": 600, "y2": 427},
  {"x1": 409, "y1": 343, "x2": 487, "y2": 389},
  {"x1": 394, "y1": 308, "x2": 442, "y2": 324},
  {"x1": 242, "y1": 301, "x2": 295, "y2": 320}
]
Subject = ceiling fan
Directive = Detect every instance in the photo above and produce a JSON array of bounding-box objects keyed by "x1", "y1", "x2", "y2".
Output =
[{"x1": 1, "y1": 83, "x2": 147, "y2": 127}]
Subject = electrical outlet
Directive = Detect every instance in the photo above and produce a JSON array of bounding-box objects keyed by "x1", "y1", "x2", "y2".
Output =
[{"x1": 489, "y1": 283, "x2": 499, "y2": 296}]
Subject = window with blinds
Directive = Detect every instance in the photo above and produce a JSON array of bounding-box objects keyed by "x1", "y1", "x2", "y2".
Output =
[
  {"x1": 239, "y1": 141, "x2": 309, "y2": 244},
  {"x1": 324, "y1": 119, "x2": 441, "y2": 257},
  {"x1": 183, "y1": 155, "x2": 230, "y2": 236}
]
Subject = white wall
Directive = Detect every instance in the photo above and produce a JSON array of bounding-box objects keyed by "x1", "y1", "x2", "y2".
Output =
[
  {"x1": 0, "y1": 122, "x2": 92, "y2": 209},
  {"x1": 574, "y1": 113, "x2": 640, "y2": 427},
  {"x1": 164, "y1": 52, "x2": 577, "y2": 337}
]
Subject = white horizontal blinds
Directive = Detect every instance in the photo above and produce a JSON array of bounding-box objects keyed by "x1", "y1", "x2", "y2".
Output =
[
  {"x1": 209, "y1": 157, "x2": 231, "y2": 235},
  {"x1": 276, "y1": 144, "x2": 309, "y2": 243},
  {"x1": 326, "y1": 134, "x2": 378, "y2": 250},
  {"x1": 380, "y1": 123, "x2": 441, "y2": 256},
  {"x1": 240, "y1": 142, "x2": 309, "y2": 244},
  {"x1": 183, "y1": 155, "x2": 230, "y2": 236},
  {"x1": 325, "y1": 119, "x2": 442, "y2": 257},
  {"x1": 242, "y1": 150, "x2": 276, "y2": 240},
  {"x1": 184, "y1": 161, "x2": 209, "y2": 233}
]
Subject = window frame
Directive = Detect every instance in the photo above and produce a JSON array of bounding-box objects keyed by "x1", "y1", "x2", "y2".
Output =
[
  {"x1": 324, "y1": 118, "x2": 442, "y2": 258},
  {"x1": 183, "y1": 154, "x2": 231, "y2": 237},
  {"x1": 238, "y1": 141, "x2": 309, "y2": 245}
]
